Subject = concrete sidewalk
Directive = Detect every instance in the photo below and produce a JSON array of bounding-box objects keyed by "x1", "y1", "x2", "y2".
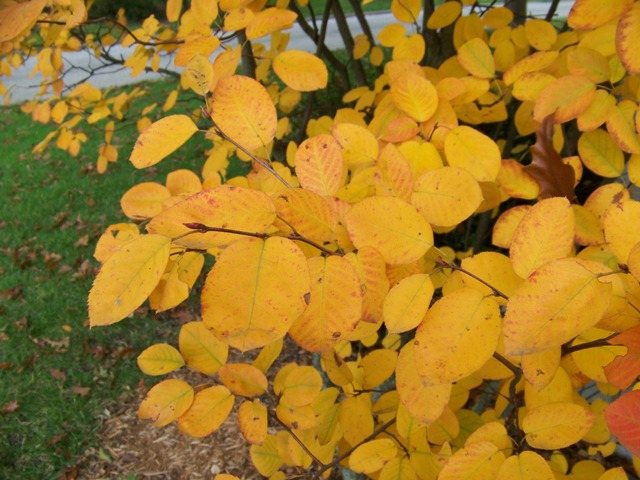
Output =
[{"x1": 2, "y1": 1, "x2": 573, "y2": 105}]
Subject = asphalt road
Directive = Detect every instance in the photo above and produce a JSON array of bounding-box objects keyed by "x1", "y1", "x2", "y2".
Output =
[{"x1": 2, "y1": 1, "x2": 573, "y2": 104}]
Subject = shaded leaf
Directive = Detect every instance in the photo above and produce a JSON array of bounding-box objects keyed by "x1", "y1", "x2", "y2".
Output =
[
  {"x1": 219, "y1": 363, "x2": 268, "y2": 397},
  {"x1": 349, "y1": 439, "x2": 397, "y2": 474}
]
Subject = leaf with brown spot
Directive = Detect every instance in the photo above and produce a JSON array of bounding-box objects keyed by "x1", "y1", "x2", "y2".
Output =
[{"x1": 523, "y1": 116, "x2": 576, "y2": 201}]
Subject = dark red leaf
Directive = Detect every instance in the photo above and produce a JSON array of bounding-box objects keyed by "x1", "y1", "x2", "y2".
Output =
[{"x1": 523, "y1": 115, "x2": 576, "y2": 201}]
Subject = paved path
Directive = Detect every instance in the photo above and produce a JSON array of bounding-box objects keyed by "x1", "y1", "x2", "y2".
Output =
[{"x1": 2, "y1": 1, "x2": 573, "y2": 104}]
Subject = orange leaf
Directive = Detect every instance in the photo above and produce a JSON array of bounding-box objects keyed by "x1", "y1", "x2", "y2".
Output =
[
  {"x1": 616, "y1": 1, "x2": 640, "y2": 74},
  {"x1": 604, "y1": 390, "x2": 640, "y2": 458},
  {"x1": 604, "y1": 324, "x2": 640, "y2": 389},
  {"x1": 0, "y1": 0, "x2": 47, "y2": 42},
  {"x1": 569, "y1": 0, "x2": 633, "y2": 30},
  {"x1": 219, "y1": 363, "x2": 268, "y2": 397},
  {"x1": 238, "y1": 399, "x2": 268, "y2": 444},
  {"x1": 534, "y1": 75, "x2": 596, "y2": 124},
  {"x1": 294, "y1": 134, "x2": 343, "y2": 196}
]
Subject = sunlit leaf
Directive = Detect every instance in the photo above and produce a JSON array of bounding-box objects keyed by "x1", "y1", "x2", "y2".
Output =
[
  {"x1": 138, "y1": 379, "x2": 194, "y2": 427},
  {"x1": 0, "y1": 0, "x2": 47, "y2": 43},
  {"x1": 294, "y1": 134, "x2": 343, "y2": 196},
  {"x1": 390, "y1": 72, "x2": 439, "y2": 122},
  {"x1": 120, "y1": 182, "x2": 171, "y2": 220},
  {"x1": 202, "y1": 237, "x2": 310, "y2": 351},
  {"x1": 137, "y1": 343, "x2": 185, "y2": 376},
  {"x1": 178, "y1": 385, "x2": 234, "y2": 438},
  {"x1": 89, "y1": 235, "x2": 171, "y2": 326},
  {"x1": 130, "y1": 115, "x2": 199, "y2": 168}
]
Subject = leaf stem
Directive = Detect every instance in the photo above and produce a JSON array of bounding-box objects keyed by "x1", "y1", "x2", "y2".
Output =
[{"x1": 436, "y1": 259, "x2": 510, "y2": 300}]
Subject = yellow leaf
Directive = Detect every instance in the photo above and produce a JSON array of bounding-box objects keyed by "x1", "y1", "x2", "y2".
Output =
[
  {"x1": 178, "y1": 385, "x2": 234, "y2": 437},
  {"x1": 332, "y1": 123, "x2": 379, "y2": 167},
  {"x1": 202, "y1": 237, "x2": 310, "y2": 351},
  {"x1": 219, "y1": 363, "x2": 268, "y2": 397},
  {"x1": 503, "y1": 51, "x2": 559, "y2": 85},
  {"x1": 378, "y1": 23, "x2": 407, "y2": 47},
  {"x1": 603, "y1": 198, "x2": 640, "y2": 263},
  {"x1": 294, "y1": 134, "x2": 343, "y2": 196},
  {"x1": 578, "y1": 129, "x2": 624, "y2": 178},
  {"x1": 252, "y1": 339, "x2": 283, "y2": 373},
  {"x1": 130, "y1": 115, "x2": 198, "y2": 168},
  {"x1": 238, "y1": 399, "x2": 268, "y2": 444},
  {"x1": 379, "y1": 456, "x2": 418, "y2": 480},
  {"x1": 496, "y1": 451, "x2": 555, "y2": 480},
  {"x1": 525, "y1": 19, "x2": 557, "y2": 51},
  {"x1": 375, "y1": 143, "x2": 415, "y2": 201},
  {"x1": 521, "y1": 348, "x2": 561, "y2": 392},
  {"x1": 273, "y1": 50, "x2": 328, "y2": 92},
  {"x1": 89, "y1": 235, "x2": 171, "y2": 326},
  {"x1": 93, "y1": 223, "x2": 140, "y2": 264},
  {"x1": 245, "y1": 7, "x2": 297, "y2": 40},
  {"x1": 289, "y1": 256, "x2": 363, "y2": 352},
  {"x1": 186, "y1": 54, "x2": 213, "y2": 96},
  {"x1": 533, "y1": 75, "x2": 596, "y2": 124},
  {"x1": 578, "y1": 90, "x2": 616, "y2": 132},
  {"x1": 497, "y1": 159, "x2": 540, "y2": 200},
  {"x1": 146, "y1": 185, "x2": 276, "y2": 250},
  {"x1": 411, "y1": 167, "x2": 483, "y2": 227},
  {"x1": 503, "y1": 258, "x2": 612, "y2": 355},
  {"x1": 444, "y1": 126, "x2": 501, "y2": 182},
  {"x1": 276, "y1": 402, "x2": 317, "y2": 431},
  {"x1": 396, "y1": 343, "x2": 452, "y2": 424},
  {"x1": 223, "y1": 7, "x2": 254, "y2": 31},
  {"x1": 438, "y1": 441, "x2": 505, "y2": 480},
  {"x1": 210, "y1": 75, "x2": 277, "y2": 151},
  {"x1": 166, "y1": 0, "x2": 182, "y2": 22},
  {"x1": 0, "y1": 0, "x2": 47, "y2": 42},
  {"x1": 512, "y1": 72, "x2": 555, "y2": 103},
  {"x1": 522, "y1": 402, "x2": 595, "y2": 449},
  {"x1": 617, "y1": 2, "x2": 640, "y2": 74},
  {"x1": 572, "y1": 328, "x2": 625, "y2": 383},
  {"x1": 353, "y1": 34, "x2": 370, "y2": 60},
  {"x1": 214, "y1": 475, "x2": 241, "y2": 480},
  {"x1": 165, "y1": 169, "x2": 202, "y2": 197},
  {"x1": 250, "y1": 435, "x2": 282, "y2": 476},
  {"x1": 340, "y1": 395, "x2": 374, "y2": 446},
  {"x1": 458, "y1": 38, "x2": 495, "y2": 79},
  {"x1": 349, "y1": 438, "x2": 397, "y2": 474},
  {"x1": 384, "y1": 273, "x2": 434, "y2": 333},
  {"x1": 390, "y1": 72, "x2": 438, "y2": 122},
  {"x1": 606, "y1": 103, "x2": 640, "y2": 154},
  {"x1": 392, "y1": 33, "x2": 426, "y2": 63},
  {"x1": 281, "y1": 366, "x2": 323, "y2": 407},
  {"x1": 344, "y1": 196, "x2": 433, "y2": 265},
  {"x1": 492, "y1": 205, "x2": 530, "y2": 249},
  {"x1": 414, "y1": 288, "x2": 501, "y2": 385},
  {"x1": 361, "y1": 349, "x2": 397, "y2": 389},
  {"x1": 524, "y1": 366, "x2": 573, "y2": 409},
  {"x1": 483, "y1": 7, "x2": 513, "y2": 29},
  {"x1": 391, "y1": 0, "x2": 421, "y2": 23},
  {"x1": 137, "y1": 343, "x2": 185, "y2": 376},
  {"x1": 567, "y1": 47, "x2": 610, "y2": 84},
  {"x1": 568, "y1": 0, "x2": 633, "y2": 29},
  {"x1": 427, "y1": 1, "x2": 462, "y2": 29},
  {"x1": 273, "y1": 188, "x2": 338, "y2": 247},
  {"x1": 120, "y1": 182, "x2": 171, "y2": 220},
  {"x1": 179, "y1": 321, "x2": 228, "y2": 375},
  {"x1": 509, "y1": 197, "x2": 574, "y2": 279},
  {"x1": 138, "y1": 379, "x2": 194, "y2": 427},
  {"x1": 460, "y1": 252, "x2": 523, "y2": 305},
  {"x1": 344, "y1": 247, "x2": 390, "y2": 324}
]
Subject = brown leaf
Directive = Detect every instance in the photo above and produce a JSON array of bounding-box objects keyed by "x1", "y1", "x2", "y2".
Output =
[
  {"x1": 50, "y1": 368, "x2": 67, "y2": 381},
  {"x1": 71, "y1": 384, "x2": 91, "y2": 397},
  {"x1": 0, "y1": 333, "x2": 8, "y2": 341},
  {"x1": 74, "y1": 235, "x2": 89, "y2": 248},
  {"x1": 1, "y1": 400, "x2": 19, "y2": 414},
  {"x1": 523, "y1": 115, "x2": 576, "y2": 201},
  {"x1": 47, "y1": 433, "x2": 66, "y2": 446},
  {"x1": 0, "y1": 362, "x2": 14, "y2": 371},
  {"x1": 1, "y1": 286, "x2": 24, "y2": 301}
]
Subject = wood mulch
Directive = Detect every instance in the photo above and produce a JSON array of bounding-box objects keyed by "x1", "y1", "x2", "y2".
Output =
[{"x1": 79, "y1": 338, "x2": 314, "y2": 479}]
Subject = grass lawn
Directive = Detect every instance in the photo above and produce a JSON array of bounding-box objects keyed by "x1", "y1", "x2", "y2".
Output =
[{"x1": 0, "y1": 78, "x2": 209, "y2": 479}]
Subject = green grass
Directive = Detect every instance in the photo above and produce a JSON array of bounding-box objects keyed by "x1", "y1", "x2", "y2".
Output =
[{"x1": 0, "y1": 78, "x2": 210, "y2": 479}]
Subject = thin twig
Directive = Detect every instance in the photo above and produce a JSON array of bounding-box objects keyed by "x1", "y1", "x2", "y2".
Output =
[
  {"x1": 562, "y1": 333, "x2": 618, "y2": 356},
  {"x1": 435, "y1": 259, "x2": 509, "y2": 300}
]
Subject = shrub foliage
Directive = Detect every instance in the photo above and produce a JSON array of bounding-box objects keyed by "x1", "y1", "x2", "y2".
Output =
[{"x1": 3, "y1": 0, "x2": 640, "y2": 478}]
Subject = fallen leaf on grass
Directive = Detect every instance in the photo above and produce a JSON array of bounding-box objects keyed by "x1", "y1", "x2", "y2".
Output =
[
  {"x1": 0, "y1": 362, "x2": 14, "y2": 370},
  {"x1": 0, "y1": 332, "x2": 8, "y2": 341},
  {"x1": 74, "y1": 235, "x2": 89, "y2": 247},
  {"x1": 71, "y1": 385, "x2": 91, "y2": 397},
  {"x1": 1, "y1": 286, "x2": 24, "y2": 301},
  {"x1": 50, "y1": 368, "x2": 66, "y2": 381},
  {"x1": 1, "y1": 400, "x2": 19, "y2": 413}
]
